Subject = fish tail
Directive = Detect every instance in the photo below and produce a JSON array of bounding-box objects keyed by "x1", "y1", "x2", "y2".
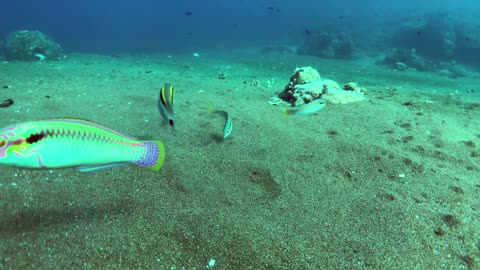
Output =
[{"x1": 137, "y1": 140, "x2": 166, "y2": 171}]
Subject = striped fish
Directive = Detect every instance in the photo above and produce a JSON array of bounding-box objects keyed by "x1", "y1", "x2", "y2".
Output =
[
  {"x1": 158, "y1": 83, "x2": 175, "y2": 131},
  {"x1": 0, "y1": 118, "x2": 165, "y2": 172}
]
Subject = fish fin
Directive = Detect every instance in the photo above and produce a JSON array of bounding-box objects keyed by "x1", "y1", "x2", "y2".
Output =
[
  {"x1": 140, "y1": 140, "x2": 166, "y2": 171},
  {"x1": 48, "y1": 118, "x2": 138, "y2": 140},
  {"x1": 159, "y1": 84, "x2": 167, "y2": 106},
  {"x1": 207, "y1": 104, "x2": 215, "y2": 113},
  {"x1": 76, "y1": 163, "x2": 127, "y2": 173},
  {"x1": 160, "y1": 83, "x2": 174, "y2": 113},
  {"x1": 169, "y1": 84, "x2": 174, "y2": 107}
]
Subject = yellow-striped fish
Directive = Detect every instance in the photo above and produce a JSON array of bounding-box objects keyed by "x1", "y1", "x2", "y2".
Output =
[
  {"x1": 0, "y1": 118, "x2": 165, "y2": 172},
  {"x1": 158, "y1": 83, "x2": 175, "y2": 131}
]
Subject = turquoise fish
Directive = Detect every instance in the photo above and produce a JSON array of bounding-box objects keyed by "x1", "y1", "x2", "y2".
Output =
[
  {"x1": 213, "y1": 110, "x2": 233, "y2": 139},
  {"x1": 208, "y1": 105, "x2": 233, "y2": 139},
  {"x1": 0, "y1": 118, "x2": 165, "y2": 172},
  {"x1": 284, "y1": 99, "x2": 327, "y2": 116}
]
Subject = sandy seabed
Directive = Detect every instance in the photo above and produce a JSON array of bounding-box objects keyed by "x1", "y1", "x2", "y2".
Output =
[{"x1": 0, "y1": 50, "x2": 479, "y2": 269}]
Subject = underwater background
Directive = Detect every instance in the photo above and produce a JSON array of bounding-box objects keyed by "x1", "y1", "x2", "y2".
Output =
[
  {"x1": 1, "y1": 0, "x2": 480, "y2": 269},
  {"x1": 1, "y1": 0, "x2": 478, "y2": 56}
]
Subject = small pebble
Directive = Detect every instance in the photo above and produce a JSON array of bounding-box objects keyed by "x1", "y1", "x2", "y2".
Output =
[{"x1": 207, "y1": 258, "x2": 215, "y2": 269}]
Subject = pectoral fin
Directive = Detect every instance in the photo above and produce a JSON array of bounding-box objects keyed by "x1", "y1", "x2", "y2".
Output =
[{"x1": 76, "y1": 162, "x2": 128, "y2": 172}]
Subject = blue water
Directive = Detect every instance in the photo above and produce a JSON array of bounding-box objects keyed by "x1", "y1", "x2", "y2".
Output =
[{"x1": 1, "y1": 0, "x2": 479, "y2": 56}]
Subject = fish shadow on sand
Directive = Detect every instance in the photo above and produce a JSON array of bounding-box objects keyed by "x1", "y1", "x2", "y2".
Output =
[
  {"x1": 0, "y1": 199, "x2": 134, "y2": 235},
  {"x1": 210, "y1": 133, "x2": 225, "y2": 143},
  {"x1": 249, "y1": 168, "x2": 282, "y2": 201}
]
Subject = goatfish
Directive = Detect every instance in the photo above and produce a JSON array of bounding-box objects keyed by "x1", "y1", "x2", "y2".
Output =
[
  {"x1": 284, "y1": 98, "x2": 327, "y2": 116},
  {"x1": 0, "y1": 118, "x2": 165, "y2": 172},
  {"x1": 209, "y1": 107, "x2": 233, "y2": 139},
  {"x1": 158, "y1": 83, "x2": 175, "y2": 131}
]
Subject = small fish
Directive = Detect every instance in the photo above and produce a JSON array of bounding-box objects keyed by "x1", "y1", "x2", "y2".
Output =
[
  {"x1": 0, "y1": 118, "x2": 165, "y2": 172},
  {"x1": 34, "y1": 53, "x2": 46, "y2": 61},
  {"x1": 284, "y1": 99, "x2": 327, "y2": 116},
  {"x1": 209, "y1": 107, "x2": 233, "y2": 139},
  {"x1": 0, "y1": 99, "x2": 14, "y2": 108},
  {"x1": 158, "y1": 83, "x2": 175, "y2": 131},
  {"x1": 266, "y1": 6, "x2": 280, "y2": 12}
]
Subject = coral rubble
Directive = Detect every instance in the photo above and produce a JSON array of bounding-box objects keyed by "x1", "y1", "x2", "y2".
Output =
[
  {"x1": 4, "y1": 30, "x2": 64, "y2": 61},
  {"x1": 297, "y1": 31, "x2": 354, "y2": 59},
  {"x1": 276, "y1": 66, "x2": 366, "y2": 106}
]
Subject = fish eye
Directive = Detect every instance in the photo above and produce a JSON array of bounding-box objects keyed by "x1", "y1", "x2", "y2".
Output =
[
  {"x1": 169, "y1": 119, "x2": 174, "y2": 126},
  {"x1": 26, "y1": 133, "x2": 45, "y2": 144}
]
